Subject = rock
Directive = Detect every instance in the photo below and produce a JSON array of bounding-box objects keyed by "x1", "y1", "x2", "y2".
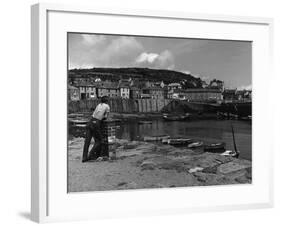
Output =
[
  {"x1": 217, "y1": 161, "x2": 251, "y2": 175},
  {"x1": 235, "y1": 176, "x2": 251, "y2": 183},
  {"x1": 193, "y1": 172, "x2": 208, "y2": 182},
  {"x1": 140, "y1": 161, "x2": 156, "y2": 170},
  {"x1": 202, "y1": 165, "x2": 218, "y2": 174},
  {"x1": 157, "y1": 161, "x2": 187, "y2": 173},
  {"x1": 117, "y1": 182, "x2": 127, "y2": 187}
]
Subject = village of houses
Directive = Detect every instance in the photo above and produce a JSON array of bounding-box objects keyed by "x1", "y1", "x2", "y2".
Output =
[{"x1": 68, "y1": 76, "x2": 252, "y2": 103}]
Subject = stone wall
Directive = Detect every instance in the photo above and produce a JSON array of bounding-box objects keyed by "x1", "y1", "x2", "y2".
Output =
[{"x1": 68, "y1": 98, "x2": 172, "y2": 113}]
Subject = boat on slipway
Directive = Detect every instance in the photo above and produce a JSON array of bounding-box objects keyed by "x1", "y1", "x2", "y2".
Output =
[
  {"x1": 204, "y1": 142, "x2": 226, "y2": 153},
  {"x1": 68, "y1": 118, "x2": 88, "y2": 127},
  {"x1": 162, "y1": 138, "x2": 193, "y2": 146},
  {"x1": 162, "y1": 113, "x2": 191, "y2": 121},
  {"x1": 144, "y1": 135, "x2": 170, "y2": 142},
  {"x1": 221, "y1": 150, "x2": 239, "y2": 158},
  {"x1": 188, "y1": 141, "x2": 204, "y2": 148}
]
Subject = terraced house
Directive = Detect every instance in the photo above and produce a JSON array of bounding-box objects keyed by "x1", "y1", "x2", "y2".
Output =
[
  {"x1": 172, "y1": 88, "x2": 223, "y2": 102},
  {"x1": 75, "y1": 82, "x2": 97, "y2": 100},
  {"x1": 96, "y1": 82, "x2": 120, "y2": 98}
]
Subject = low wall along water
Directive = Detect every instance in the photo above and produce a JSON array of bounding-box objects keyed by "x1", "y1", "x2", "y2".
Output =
[
  {"x1": 68, "y1": 98, "x2": 172, "y2": 113},
  {"x1": 68, "y1": 98, "x2": 251, "y2": 115}
]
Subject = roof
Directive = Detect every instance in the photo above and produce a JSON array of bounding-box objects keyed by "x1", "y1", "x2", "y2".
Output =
[
  {"x1": 75, "y1": 82, "x2": 97, "y2": 87},
  {"x1": 173, "y1": 88, "x2": 222, "y2": 93},
  {"x1": 168, "y1": 83, "x2": 181, "y2": 87},
  {"x1": 223, "y1": 89, "x2": 236, "y2": 94},
  {"x1": 143, "y1": 87, "x2": 164, "y2": 91},
  {"x1": 98, "y1": 82, "x2": 119, "y2": 89}
]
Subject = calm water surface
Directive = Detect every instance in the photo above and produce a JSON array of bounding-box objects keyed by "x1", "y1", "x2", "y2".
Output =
[{"x1": 116, "y1": 119, "x2": 252, "y2": 160}]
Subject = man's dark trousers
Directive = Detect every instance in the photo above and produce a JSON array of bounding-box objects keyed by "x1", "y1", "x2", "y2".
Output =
[{"x1": 82, "y1": 118, "x2": 103, "y2": 162}]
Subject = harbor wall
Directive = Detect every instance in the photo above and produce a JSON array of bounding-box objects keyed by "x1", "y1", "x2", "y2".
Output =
[
  {"x1": 68, "y1": 98, "x2": 251, "y2": 115},
  {"x1": 68, "y1": 98, "x2": 172, "y2": 113}
]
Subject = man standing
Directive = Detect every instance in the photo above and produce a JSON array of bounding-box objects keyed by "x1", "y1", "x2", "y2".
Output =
[{"x1": 82, "y1": 96, "x2": 110, "y2": 162}]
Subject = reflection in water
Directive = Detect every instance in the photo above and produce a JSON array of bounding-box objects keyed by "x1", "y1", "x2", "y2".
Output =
[{"x1": 116, "y1": 120, "x2": 252, "y2": 160}]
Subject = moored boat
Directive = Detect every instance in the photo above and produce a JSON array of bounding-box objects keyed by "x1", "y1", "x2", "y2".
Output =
[
  {"x1": 163, "y1": 113, "x2": 191, "y2": 121},
  {"x1": 204, "y1": 142, "x2": 226, "y2": 153},
  {"x1": 68, "y1": 118, "x2": 88, "y2": 125},
  {"x1": 165, "y1": 138, "x2": 193, "y2": 146},
  {"x1": 188, "y1": 141, "x2": 204, "y2": 148},
  {"x1": 221, "y1": 150, "x2": 240, "y2": 158},
  {"x1": 144, "y1": 135, "x2": 170, "y2": 142}
]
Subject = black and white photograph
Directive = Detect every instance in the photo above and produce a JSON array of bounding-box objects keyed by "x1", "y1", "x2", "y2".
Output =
[{"x1": 67, "y1": 33, "x2": 252, "y2": 192}]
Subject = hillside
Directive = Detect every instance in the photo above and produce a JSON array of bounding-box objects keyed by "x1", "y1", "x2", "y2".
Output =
[{"x1": 68, "y1": 67, "x2": 203, "y2": 88}]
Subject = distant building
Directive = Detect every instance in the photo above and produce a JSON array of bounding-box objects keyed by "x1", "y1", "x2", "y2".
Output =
[
  {"x1": 153, "y1": 81, "x2": 165, "y2": 88},
  {"x1": 201, "y1": 81, "x2": 209, "y2": 88},
  {"x1": 97, "y1": 82, "x2": 120, "y2": 98},
  {"x1": 75, "y1": 83, "x2": 97, "y2": 100},
  {"x1": 236, "y1": 90, "x2": 252, "y2": 101},
  {"x1": 172, "y1": 88, "x2": 223, "y2": 102},
  {"x1": 130, "y1": 87, "x2": 141, "y2": 99},
  {"x1": 163, "y1": 86, "x2": 168, "y2": 99},
  {"x1": 142, "y1": 87, "x2": 165, "y2": 99},
  {"x1": 68, "y1": 85, "x2": 80, "y2": 101},
  {"x1": 223, "y1": 89, "x2": 237, "y2": 101},
  {"x1": 168, "y1": 83, "x2": 182, "y2": 92},
  {"x1": 94, "y1": 77, "x2": 101, "y2": 82},
  {"x1": 119, "y1": 85, "x2": 130, "y2": 99},
  {"x1": 140, "y1": 93, "x2": 151, "y2": 99},
  {"x1": 167, "y1": 83, "x2": 182, "y2": 98},
  {"x1": 209, "y1": 79, "x2": 224, "y2": 91}
]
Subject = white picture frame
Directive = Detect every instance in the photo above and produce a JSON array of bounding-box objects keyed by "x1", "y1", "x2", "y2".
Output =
[{"x1": 31, "y1": 3, "x2": 274, "y2": 223}]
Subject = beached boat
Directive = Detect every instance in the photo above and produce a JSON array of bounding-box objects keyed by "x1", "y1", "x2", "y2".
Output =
[
  {"x1": 68, "y1": 119, "x2": 88, "y2": 125},
  {"x1": 204, "y1": 142, "x2": 226, "y2": 153},
  {"x1": 144, "y1": 135, "x2": 170, "y2": 142},
  {"x1": 221, "y1": 150, "x2": 239, "y2": 158},
  {"x1": 162, "y1": 113, "x2": 190, "y2": 121},
  {"x1": 188, "y1": 141, "x2": 204, "y2": 148},
  {"x1": 165, "y1": 138, "x2": 193, "y2": 146},
  {"x1": 68, "y1": 113, "x2": 86, "y2": 118}
]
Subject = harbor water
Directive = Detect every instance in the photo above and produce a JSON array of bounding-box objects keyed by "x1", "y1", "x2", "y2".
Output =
[
  {"x1": 115, "y1": 119, "x2": 252, "y2": 160},
  {"x1": 69, "y1": 117, "x2": 252, "y2": 160}
]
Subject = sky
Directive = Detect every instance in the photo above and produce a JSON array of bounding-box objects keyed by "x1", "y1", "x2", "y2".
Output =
[{"x1": 68, "y1": 33, "x2": 252, "y2": 89}]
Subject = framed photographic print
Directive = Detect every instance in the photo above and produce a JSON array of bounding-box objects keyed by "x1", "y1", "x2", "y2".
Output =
[{"x1": 31, "y1": 3, "x2": 273, "y2": 223}]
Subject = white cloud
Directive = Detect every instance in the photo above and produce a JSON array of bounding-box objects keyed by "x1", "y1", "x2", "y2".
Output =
[
  {"x1": 101, "y1": 37, "x2": 143, "y2": 63},
  {"x1": 135, "y1": 50, "x2": 175, "y2": 69},
  {"x1": 157, "y1": 50, "x2": 174, "y2": 69},
  {"x1": 69, "y1": 35, "x2": 144, "y2": 68},
  {"x1": 81, "y1": 34, "x2": 106, "y2": 46},
  {"x1": 136, "y1": 52, "x2": 159, "y2": 64}
]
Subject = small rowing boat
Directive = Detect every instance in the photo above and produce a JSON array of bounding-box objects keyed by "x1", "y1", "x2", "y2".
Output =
[
  {"x1": 204, "y1": 142, "x2": 226, "y2": 153},
  {"x1": 144, "y1": 135, "x2": 170, "y2": 142},
  {"x1": 188, "y1": 141, "x2": 204, "y2": 148},
  {"x1": 68, "y1": 119, "x2": 88, "y2": 125},
  {"x1": 163, "y1": 113, "x2": 191, "y2": 121},
  {"x1": 221, "y1": 150, "x2": 240, "y2": 158},
  {"x1": 164, "y1": 138, "x2": 193, "y2": 146}
]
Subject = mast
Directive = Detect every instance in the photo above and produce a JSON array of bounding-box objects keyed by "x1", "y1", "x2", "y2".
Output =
[{"x1": 231, "y1": 124, "x2": 239, "y2": 157}]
